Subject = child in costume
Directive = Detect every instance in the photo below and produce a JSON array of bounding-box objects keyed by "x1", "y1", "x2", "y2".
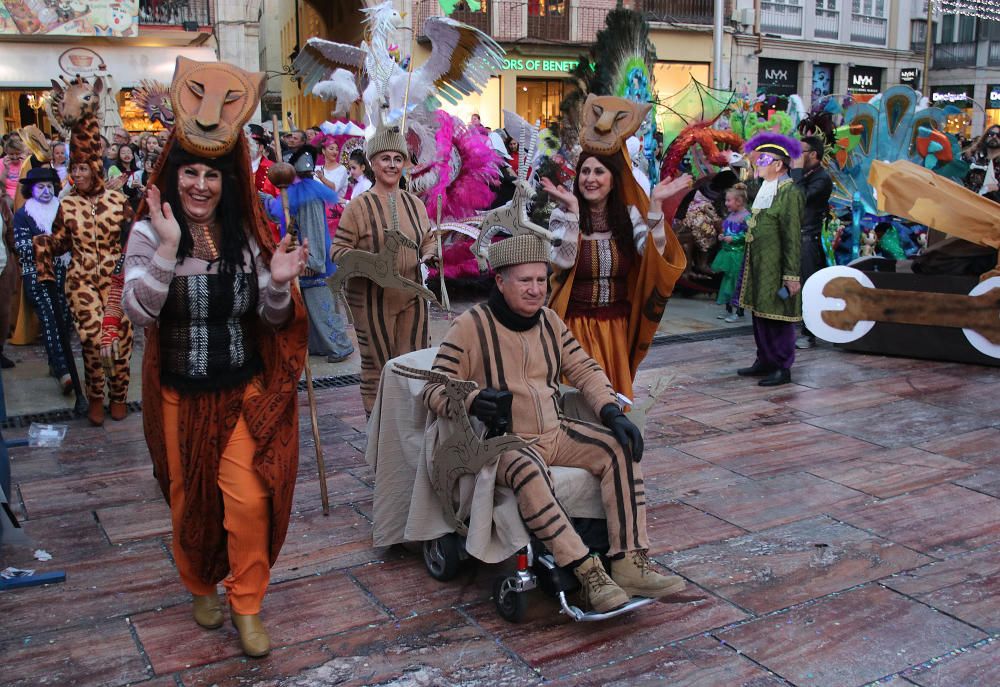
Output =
[{"x1": 711, "y1": 183, "x2": 750, "y2": 323}]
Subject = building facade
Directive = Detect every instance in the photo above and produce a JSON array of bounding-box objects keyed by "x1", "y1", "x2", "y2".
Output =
[
  {"x1": 729, "y1": 0, "x2": 924, "y2": 108},
  {"x1": 922, "y1": 1, "x2": 1000, "y2": 135},
  {"x1": 264, "y1": 0, "x2": 720, "y2": 132}
]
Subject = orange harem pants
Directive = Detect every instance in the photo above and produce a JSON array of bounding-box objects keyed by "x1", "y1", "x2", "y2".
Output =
[
  {"x1": 565, "y1": 313, "x2": 632, "y2": 402},
  {"x1": 162, "y1": 385, "x2": 271, "y2": 615},
  {"x1": 495, "y1": 417, "x2": 649, "y2": 567},
  {"x1": 347, "y1": 285, "x2": 428, "y2": 415}
]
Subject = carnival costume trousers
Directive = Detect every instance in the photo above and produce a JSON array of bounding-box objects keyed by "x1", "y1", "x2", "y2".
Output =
[
  {"x1": 23, "y1": 269, "x2": 71, "y2": 378},
  {"x1": 495, "y1": 417, "x2": 648, "y2": 567},
  {"x1": 67, "y1": 276, "x2": 133, "y2": 403},
  {"x1": 752, "y1": 315, "x2": 796, "y2": 371},
  {"x1": 351, "y1": 289, "x2": 428, "y2": 415},
  {"x1": 162, "y1": 385, "x2": 271, "y2": 615}
]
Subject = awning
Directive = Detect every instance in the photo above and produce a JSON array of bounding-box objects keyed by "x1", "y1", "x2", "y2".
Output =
[{"x1": 0, "y1": 44, "x2": 218, "y2": 88}]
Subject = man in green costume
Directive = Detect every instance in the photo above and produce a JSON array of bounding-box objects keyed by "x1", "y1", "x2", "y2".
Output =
[{"x1": 737, "y1": 132, "x2": 805, "y2": 387}]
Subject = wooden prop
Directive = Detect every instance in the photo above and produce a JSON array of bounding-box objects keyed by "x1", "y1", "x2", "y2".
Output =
[
  {"x1": 803, "y1": 265, "x2": 1000, "y2": 359},
  {"x1": 268, "y1": 115, "x2": 331, "y2": 516},
  {"x1": 624, "y1": 375, "x2": 676, "y2": 437},
  {"x1": 868, "y1": 160, "x2": 1000, "y2": 280},
  {"x1": 328, "y1": 225, "x2": 440, "y2": 305},
  {"x1": 472, "y1": 180, "x2": 560, "y2": 272},
  {"x1": 392, "y1": 363, "x2": 537, "y2": 535},
  {"x1": 434, "y1": 195, "x2": 451, "y2": 312}
]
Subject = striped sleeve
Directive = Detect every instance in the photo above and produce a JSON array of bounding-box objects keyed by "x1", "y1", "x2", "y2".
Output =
[
  {"x1": 422, "y1": 317, "x2": 478, "y2": 419},
  {"x1": 121, "y1": 221, "x2": 175, "y2": 327},
  {"x1": 331, "y1": 193, "x2": 363, "y2": 262}
]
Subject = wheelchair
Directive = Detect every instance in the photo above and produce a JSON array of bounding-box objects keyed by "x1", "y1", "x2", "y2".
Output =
[{"x1": 370, "y1": 349, "x2": 659, "y2": 624}]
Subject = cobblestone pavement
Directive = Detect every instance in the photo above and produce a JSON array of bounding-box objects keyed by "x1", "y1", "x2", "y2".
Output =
[{"x1": 1, "y1": 324, "x2": 998, "y2": 686}]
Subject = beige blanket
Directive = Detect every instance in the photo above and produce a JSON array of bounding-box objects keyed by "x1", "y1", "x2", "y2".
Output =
[{"x1": 366, "y1": 347, "x2": 604, "y2": 563}]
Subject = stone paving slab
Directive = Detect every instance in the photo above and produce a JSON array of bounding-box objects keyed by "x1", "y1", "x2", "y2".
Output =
[
  {"x1": 2, "y1": 331, "x2": 999, "y2": 686},
  {"x1": 717, "y1": 585, "x2": 986, "y2": 687}
]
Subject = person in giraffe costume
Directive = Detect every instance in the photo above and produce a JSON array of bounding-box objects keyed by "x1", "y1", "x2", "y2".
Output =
[{"x1": 34, "y1": 75, "x2": 134, "y2": 426}]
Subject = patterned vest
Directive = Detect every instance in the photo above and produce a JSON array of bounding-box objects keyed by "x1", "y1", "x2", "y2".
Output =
[
  {"x1": 566, "y1": 237, "x2": 634, "y2": 318},
  {"x1": 159, "y1": 267, "x2": 262, "y2": 392}
]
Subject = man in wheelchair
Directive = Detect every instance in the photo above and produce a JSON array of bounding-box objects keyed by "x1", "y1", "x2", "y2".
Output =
[{"x1": 421, "y1": 231, "x2": 685, "y2": 613}]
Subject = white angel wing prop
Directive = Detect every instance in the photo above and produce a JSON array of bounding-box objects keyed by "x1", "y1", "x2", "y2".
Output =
[
  {"x1": 414, "y1": 16, "x2": 505, "y2": 106},
  {"x1": 502, "y1": 109, "x2": 539, "y2": 182},
  {"x1": 292, "y1": 38, "x2": 366, "y2": 93}
]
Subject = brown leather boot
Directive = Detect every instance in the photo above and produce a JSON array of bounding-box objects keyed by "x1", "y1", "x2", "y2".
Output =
[
  {"x1": 231, "y1": 611, "x2": 270, "y2": 657},
  {"x1": 572, "y1": 555, "x2": 629, "y2": 613},
  {"x1": 109, "y1": 401, "x2": 127, "y2": 421},
  {"x1": 611, "y1": 550, "x2": 686, "y2": 599},
  {"x1": 87, "y1": 399, "x2": 105, "y2": 426},
  {"x1": 192, "y1": 592, "x2": 223, "y2": 629}
]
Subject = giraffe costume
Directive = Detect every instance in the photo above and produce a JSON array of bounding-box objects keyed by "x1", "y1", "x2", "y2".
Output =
[{"x1": 34, "y1": 75, "x2": 134, "y2": 425}]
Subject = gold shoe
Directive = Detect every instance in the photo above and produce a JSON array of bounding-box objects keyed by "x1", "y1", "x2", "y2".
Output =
[
  {"x1": 611, "y1": 550, "x2": 686, "y2": 599},
  {"x1": 231, "y1": 610, "x2": 270, "y2": 658},
  {"x1": 192, "y1": 592, "x2": 223, "y2": 629}
]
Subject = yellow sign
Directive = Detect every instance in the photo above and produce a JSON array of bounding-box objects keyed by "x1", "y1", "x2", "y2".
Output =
[{"x1": 0, "y1": 1, "x2": 137, "y2": 37}]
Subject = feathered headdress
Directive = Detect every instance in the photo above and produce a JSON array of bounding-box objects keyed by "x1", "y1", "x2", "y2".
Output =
[{"x1": 744, "y1": 131, "x2": 802, "y2": 162}]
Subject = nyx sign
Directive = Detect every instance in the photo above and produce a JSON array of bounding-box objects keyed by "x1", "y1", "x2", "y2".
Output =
[
  {"x1": 757, "y1": 59, "x2": 798, "y2": 96},
  {"x1": 848, "y1": 66, "x2": 882, "y2": 94},
  {"x1": 900, "y1": 67, "x2": 920, "y2": 85}
]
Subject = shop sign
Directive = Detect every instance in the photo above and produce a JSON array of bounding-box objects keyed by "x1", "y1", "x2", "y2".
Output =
[
  {"x1": 848, "y1": 66, "x2": 882, "y2": 94},
  {"x1": 502, "y1": 58, "x2": 579, "y2": 73},
  {"x1": 930, "y1": 85, "x2": 974, "y2": 106},
  {"x1": 0, "y1": 1, "x2": 137, "y2": 38},
  {"x1": 900, "y1": 68, "x2": 921, "y2": 86},
  {"x1": 987, "y1": 85, "x2": 1000, "y2": 109},
  {"x1": 757, "y1": 58, "x2": 798, "y2": 96}
]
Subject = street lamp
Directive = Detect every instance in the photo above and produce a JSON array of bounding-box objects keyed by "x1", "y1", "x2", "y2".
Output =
[{"x1": 25, "y1": 93, "x2": 45, "y2": 126}]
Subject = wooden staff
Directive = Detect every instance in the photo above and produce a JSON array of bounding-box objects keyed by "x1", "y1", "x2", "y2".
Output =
[
  {"x1": 435, "y1": 195, "x2": 450, "y2": 312},
  {"x1": 268, "y1": 115, "x2": 331, "y2": 516}
]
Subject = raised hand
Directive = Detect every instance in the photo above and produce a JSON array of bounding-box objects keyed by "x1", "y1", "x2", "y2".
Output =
[
  {"x1": 270, "y1": 233, "x2": 310, "y2": 286},
  {"x1": 146, "y1": 185, "x2": 181, "y2": 249},
  {"x1": 540, "y1": 177, "x2": 579, "y2": 216},
  {"x1": 650, "y1": 173, "x2": 693, "y2": 206}
]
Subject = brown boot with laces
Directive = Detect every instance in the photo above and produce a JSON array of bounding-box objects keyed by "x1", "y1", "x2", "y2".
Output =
[
  {"x1": 572, "y1": 555, "x2": 629, "y2": 613},
  {"x1": 611, "y1": 550, "x2": 686, "y2": 599}
]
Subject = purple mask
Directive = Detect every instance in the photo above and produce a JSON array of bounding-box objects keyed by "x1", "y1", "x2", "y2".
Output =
[
  {"x1": 755, "y1": 153, "x2": 777, "y2": 168},
  {"x1": 31, "y1": 181, "x2": 55, "y2": 203}
]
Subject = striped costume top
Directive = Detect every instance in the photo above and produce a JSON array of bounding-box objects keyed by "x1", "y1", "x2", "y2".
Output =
[{"x1": 422, "y1": 302, "x2": 620, "y2": 437}]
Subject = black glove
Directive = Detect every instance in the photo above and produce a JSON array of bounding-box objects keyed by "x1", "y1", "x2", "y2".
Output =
[
  {"x1": 600, "y1": 403, "x2": 644, "y2": 463},
  {"x1": 470, "y1": 388, "x2": 505, "y2": 426}
]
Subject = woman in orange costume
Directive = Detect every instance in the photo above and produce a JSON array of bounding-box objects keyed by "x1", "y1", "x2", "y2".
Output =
[
  {"x1": 544, "y1": 95, "x2": 692, "y2": 402},
  {"x1": 118, "y1": 58, "x2": 308, "y2": 659}
]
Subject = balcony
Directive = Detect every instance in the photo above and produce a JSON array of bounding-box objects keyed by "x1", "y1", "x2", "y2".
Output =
[
  {"x1": 934, "y1": 41, "x2": 977, "y2": 69},
  {"x1": 138, "y1": 0, "x2": 212, "y2": 28},
  {"x1": 990, "y1": 41, "x2": 1000, "y2": 66},
  {"x1": 761, "y1": 1, "x2": 803, "y2": 37},
  {"x1": 527, "y1": 11, "x2": 570, "y2": 41},
  {"x1": 447, "y1": 6, "x2": 490, "y2": 33},
  {"x1": 850, "y1": 13, "x2": 887, "y2": 45},
  {"x1": 815, "y1": 8, "x2": 839, "y2": 39},
  {"x1": 641, "y1": 0, "x2": 717, "y2": 24}
]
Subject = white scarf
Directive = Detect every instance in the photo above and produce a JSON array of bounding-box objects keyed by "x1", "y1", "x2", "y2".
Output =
[
  {"x1": 24, "y1": 197, "x2": 58, "y2": 234},
  {"x1": 752, "y1": 177, "x2": 781, "y2": 211},
  {"x1": 251, "y1": 155, "x2": 261, "y2": 174}
]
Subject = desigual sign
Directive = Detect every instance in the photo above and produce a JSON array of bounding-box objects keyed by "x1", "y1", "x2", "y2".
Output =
[
  {"x1": 931, "y1": 85, "x2": 973, "y2": 106},
  {"x1": 989, "y1": 85, "x2": 1000, "y2": 109},
  {"x1": 502, "y1": 58, "x2": 579, "y2": 73}
]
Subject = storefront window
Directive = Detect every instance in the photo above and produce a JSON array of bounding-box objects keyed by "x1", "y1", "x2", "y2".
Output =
[
  {"x1": 516, "y1": 78, "x2": 571, "y2": 128},
  {"x1": 931, "y1": 85, "x2": 974, "y2": 137},
  {"x1": 986, "y1": 84, "x2": 1000, "y2": 131},
  {"x1": 449, "y1": 76, "x2": 502, "y2": 130},
  {"x1": 528, "y1": 1, "x2": 566, "y2": 16}
]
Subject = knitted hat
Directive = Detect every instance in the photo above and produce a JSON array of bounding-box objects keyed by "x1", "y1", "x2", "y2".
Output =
[
  {"x1": 366, "y1": 120, "x2": 408, "y2": 159},
  {"x1": 488, "y1": 233, "x2": 550, "y2": 270}
]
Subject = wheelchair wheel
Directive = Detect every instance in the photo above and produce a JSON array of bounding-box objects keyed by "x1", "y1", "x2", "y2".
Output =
[
  {"x1": 493, "y1": 575, "x2": 528, "y2": 623},
  {"x1": 423, "y1": 534, "x2": 462, "y2": 581}
]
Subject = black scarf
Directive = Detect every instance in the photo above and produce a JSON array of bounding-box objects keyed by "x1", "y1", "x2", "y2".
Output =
[{"x1": 488, "y1": 285, "x2": 541, "y2": 332}]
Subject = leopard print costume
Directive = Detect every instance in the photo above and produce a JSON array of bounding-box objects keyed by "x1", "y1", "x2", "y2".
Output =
[{"x1": 35, "y1": 76, "x2": 134, "y2": 405}]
